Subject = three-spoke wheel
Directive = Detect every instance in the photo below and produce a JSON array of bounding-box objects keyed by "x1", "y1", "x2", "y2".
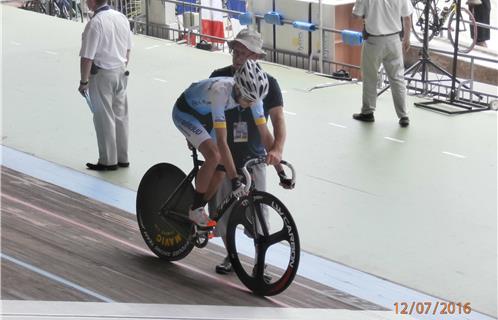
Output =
[{"x1": 226, "y1": 191, "x2": 300, "y2": 296}]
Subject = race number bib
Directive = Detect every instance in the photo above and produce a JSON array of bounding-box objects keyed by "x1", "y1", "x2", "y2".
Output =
[{"x1": 233, "y1": 122, "x2": 248, "y2": 143}]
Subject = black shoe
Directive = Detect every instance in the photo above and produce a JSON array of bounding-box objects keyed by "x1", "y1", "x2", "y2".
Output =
[
  {"x1": 399, "y1": 116, "x2": 410, "y2": 127},
  {"x1": 215, "y1": 256, "x2": 232, "y2": 274},
  {"x1": 353, "y1": 112, "x2": 375, "y2": 122},
  {"x1": 332, "y1": 69, "x2": 351, "y2": 80},
  {"x1": 118, "y1": 162, "x2": 130, "y2": 168},
  {"x1": 86, "y1": 163, "x2": 118, "y2": 171}
]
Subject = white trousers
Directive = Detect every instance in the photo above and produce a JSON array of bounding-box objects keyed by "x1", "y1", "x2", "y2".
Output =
[
  {"x1": 361, "y1": 34, "x2": 408, "y2": 119},
  {"x1": 88, "y1": 67, "x2": 129, "y2": 165},
  {"x1": 208, "y1": 163, "x2": 268, "y2": 238}
]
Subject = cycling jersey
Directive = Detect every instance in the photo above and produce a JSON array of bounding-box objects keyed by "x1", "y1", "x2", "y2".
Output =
[
  {"x1": 182, "y1": 77, "x2": 265, "y2": 128},
  {"x1": 173, "y1": 77, "x2": 266, "y2": 149},
  {"x1": 210, "y1": 67, "x2": 283, "y2": 167}
]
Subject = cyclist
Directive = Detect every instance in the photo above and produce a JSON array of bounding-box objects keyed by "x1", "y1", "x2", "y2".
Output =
[
  {"x1": 208, "y1": 29, "x2": 294, "y2": 275},
  {"x1": 172, "y1": 60, "x2": 273, "y2": 227}
]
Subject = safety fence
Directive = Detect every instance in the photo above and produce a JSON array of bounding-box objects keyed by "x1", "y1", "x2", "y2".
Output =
[{"x1": 19, "y1": 0, "x2": 498, "y2": 107}]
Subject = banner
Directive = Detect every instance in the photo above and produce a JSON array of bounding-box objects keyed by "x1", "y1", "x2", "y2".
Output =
[{"x1": 200, "y1": 0, "x2": 225, "y2": 44}]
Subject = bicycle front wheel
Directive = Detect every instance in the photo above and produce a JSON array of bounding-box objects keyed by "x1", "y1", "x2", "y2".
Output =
[
  {"x1": 136, "y1": 163, "x2": 195, "y2": 261},
  {"x1": 411, "y1": 0, "x2": 438, "y2": 43},
  {"x1": 226, "y1": 191, "x2": 300, "y2": 296},
  {"x1": 448, "y1": 7, "x2": 477, "y2": 53}
]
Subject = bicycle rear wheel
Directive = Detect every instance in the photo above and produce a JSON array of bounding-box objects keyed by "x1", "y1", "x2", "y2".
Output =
[
  {"x1": 448, "y1": 7, "x2": 477, "y2": 53},
  {"x1": 411, "y1": 0, "x2": 438, "y2": 43},
  {"x1": 226, "y1": 191, "x2": 300, "y2": 296},
  {"x1": 136, "y1": 163, "x2": 195, "y2": 261}
]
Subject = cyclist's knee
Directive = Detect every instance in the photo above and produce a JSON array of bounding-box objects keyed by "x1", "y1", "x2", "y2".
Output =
[{"x1": 204, "y1": 147, "x2": 221, "y2": 165}]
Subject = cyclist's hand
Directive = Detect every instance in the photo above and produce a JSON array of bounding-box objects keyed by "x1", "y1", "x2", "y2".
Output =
[
  {"x1": 231, "y1": 177, "x2": 247, "y2": 198},
  {"x1": 278, "y1": 171, "x2": 295, "y2": 190},
  {"x1": 266, "y1": 149, "x2": 282, "y2": 166}
]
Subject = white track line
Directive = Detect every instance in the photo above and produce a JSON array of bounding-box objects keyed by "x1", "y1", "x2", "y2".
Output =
[
  {"x1": 328, "y1": 122, "x2": 347, "y2": 128},
  {"x1": 384, "y1": 137, "x2": 405, "y2": 143},
  {"x1": 442, "y1": 151, "x2": 466, "y2": 159},
  {"x1": 284, "y1": 110, "x2": 297, "y2": 115},
  {"x1": 153, "y1": 78, "x2": 168, "y2": 83},
  {"x1": 145, "y1": 45, "x2": 160, "y2": 50},
  {"x1": 44, "y1": 50, "x2": 58, "y2": 55}
]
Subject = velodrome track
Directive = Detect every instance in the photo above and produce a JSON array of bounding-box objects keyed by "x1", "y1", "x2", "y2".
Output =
[{"x1": 1, "y1": 4, "x2": 497, "y2": 319}]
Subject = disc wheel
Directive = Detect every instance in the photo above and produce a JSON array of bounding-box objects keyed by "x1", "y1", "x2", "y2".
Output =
[
  {"x1": 226, "y1": 191, "x2": 300, "y2": 296},
  {"x1": 136, "y1": 163, "x2": 195, "y2": 261}
]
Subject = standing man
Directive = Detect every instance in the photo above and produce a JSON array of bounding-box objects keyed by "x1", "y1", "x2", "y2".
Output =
[
  {"x1": 208, "y1": 29, "x2": 294, "y2": 275},
  {"x1": 352, "y1": 0, "x2": 413, "y2": 127},
  {"x1": 469, "y1": 0, "x2": 491, "y2": 47},
  {"x1": 78, "y1": 0, "x2": 132, "y2": 171}
]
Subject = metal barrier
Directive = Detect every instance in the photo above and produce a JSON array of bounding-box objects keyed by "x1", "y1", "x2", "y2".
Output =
[{"x1": 132, "y1": 0, "x2": 363, "y2": 77}]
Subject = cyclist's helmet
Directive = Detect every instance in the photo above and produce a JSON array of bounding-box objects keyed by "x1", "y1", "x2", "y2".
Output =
[{"x1": 234, "y1": 60, "x2": 269, "y2": 102}]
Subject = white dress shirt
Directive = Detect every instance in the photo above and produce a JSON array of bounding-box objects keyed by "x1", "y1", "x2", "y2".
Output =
[
  {"x1": 79, "y1": 7, "x2": 132, "y2": 69},
  {"x1": 353, "y1": 0, "x2": 414, "y2": 35}
]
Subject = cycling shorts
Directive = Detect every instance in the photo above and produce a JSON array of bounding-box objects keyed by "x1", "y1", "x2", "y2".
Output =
[{"x1": 172, "y1": 105, "x2": 216, "y2": 149}]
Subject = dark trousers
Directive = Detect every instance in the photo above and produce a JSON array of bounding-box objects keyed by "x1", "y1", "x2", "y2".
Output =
[{"x1": 470, "y1": 0, "x2": 491, "y2": 42}]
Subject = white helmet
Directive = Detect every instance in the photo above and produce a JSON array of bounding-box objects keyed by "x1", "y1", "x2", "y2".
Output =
[{"x1": 234, "y1": 60, "x2": 269, "y2": 102}]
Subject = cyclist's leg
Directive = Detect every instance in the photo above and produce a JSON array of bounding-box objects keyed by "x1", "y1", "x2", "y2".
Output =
[
  {"x1": 204, "y1": 170, "x2": 226, "y2": 203},
  {"x1": 172, "y1": 106, "x2": 218, "y2": 226},
  {"x1": 196, "y1": 139, "x2": 221, "y2": 194}
]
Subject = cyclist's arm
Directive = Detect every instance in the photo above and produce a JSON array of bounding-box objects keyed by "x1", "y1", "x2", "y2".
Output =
[{"x1": 215, "y1": 126, "x2": 238, "y2": 179}]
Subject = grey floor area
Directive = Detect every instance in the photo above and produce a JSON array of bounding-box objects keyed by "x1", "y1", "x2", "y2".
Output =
[{"x1": 1, "y1": 4, "x2": 497, "y2": 317}]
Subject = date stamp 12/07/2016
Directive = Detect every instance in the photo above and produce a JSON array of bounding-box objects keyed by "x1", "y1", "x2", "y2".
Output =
[{"x1": 394, "y1": 301, "x2": 472, "y2": 316}]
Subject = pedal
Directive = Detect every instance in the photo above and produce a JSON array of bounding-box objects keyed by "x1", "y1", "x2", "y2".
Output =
[{"x1": 194, "y1": 220, "x2": 217, "y2": 231}]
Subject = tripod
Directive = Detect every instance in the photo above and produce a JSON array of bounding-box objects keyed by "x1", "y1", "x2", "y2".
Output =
[
  {"x1": 378, "y1": 0, "x2": 488, "y2": 114},
  {"x1": 413, "y1": 0, "x2": 489, "y2": 114},
  {"x1": 378, "y1": 0, "x2": 455, "y2": 97}
]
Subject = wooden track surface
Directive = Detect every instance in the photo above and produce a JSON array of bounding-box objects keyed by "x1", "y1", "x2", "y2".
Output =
[{"x1": 1, "y1": 166, "x2": 383, "y2": 310}]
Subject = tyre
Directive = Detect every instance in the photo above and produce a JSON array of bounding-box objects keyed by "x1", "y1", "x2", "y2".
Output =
[
  {"x1": 448, "y1": 7, "x2": 477, "y2": 53},
  {"x1": 411, "y1": 0, "x2": 438, "y2": 43},
  {"x1": 226, "y1": 191, "x2": 300, "y2": 296},
  {"x1": 136, "y1": 163, "x2": 195, "y2": 261}
]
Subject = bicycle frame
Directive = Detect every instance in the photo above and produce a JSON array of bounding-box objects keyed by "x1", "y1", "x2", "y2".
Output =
[
  {"x1": 156, "y1": 148, "x2": 248, "y2": 228},
  {"x1": 155, "y1": 149, "x2": 295, "y2": 235}
]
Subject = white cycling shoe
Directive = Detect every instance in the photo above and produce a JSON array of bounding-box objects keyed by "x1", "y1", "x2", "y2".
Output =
[{"x1": 189, "y1": 206, "x2": 216, "y2": 228}]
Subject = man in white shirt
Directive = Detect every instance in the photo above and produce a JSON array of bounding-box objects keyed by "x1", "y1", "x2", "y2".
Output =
[
  {"x1": 78, "y1": 0, "x2": 132, "y2": 170},
  {"x1": 352, "y1": 0, "x2": 413, "y2": 127}
]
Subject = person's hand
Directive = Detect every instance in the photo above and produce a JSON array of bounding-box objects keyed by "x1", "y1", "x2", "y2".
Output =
[
  {"x1": 266, "y1": 149, "x2": 282, "y2": 166},
  {"x1": 278, "y1": 171, "x2": 295, "y2": 190},
  {"x1": 78, "y1": 82, "x2": 89, "y2": 97},
  {"x1": 231, "y1": 176, "x2": 247, "y2": 198}
]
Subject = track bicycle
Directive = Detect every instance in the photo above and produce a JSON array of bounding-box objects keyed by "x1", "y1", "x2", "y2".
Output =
[
  {"x1": 411, "y1": 0, "x2": 477, "y2": 53},
  {"x1": 136, "y1": 148, "x2": 300, "y2": 296}
]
